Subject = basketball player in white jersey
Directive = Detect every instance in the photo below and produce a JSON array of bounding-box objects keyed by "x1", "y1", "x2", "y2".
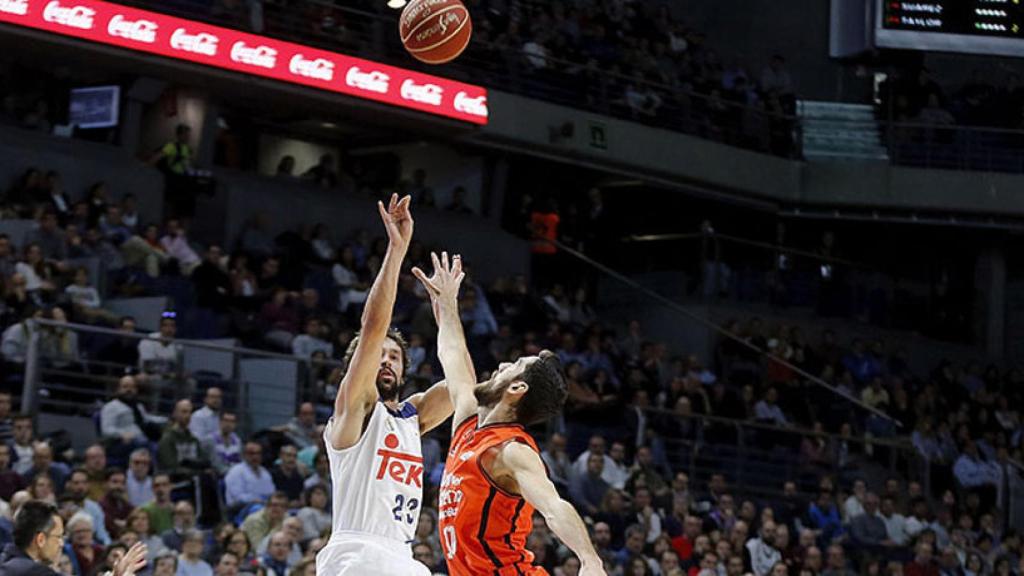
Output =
[{"x1": 316, "y1": 194, "x2": 454, "y2": 575}]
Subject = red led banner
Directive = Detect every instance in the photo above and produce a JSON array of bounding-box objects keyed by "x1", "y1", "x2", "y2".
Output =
[{"x1": 0, "y1": 0, "x2": 489, "y2": 124}]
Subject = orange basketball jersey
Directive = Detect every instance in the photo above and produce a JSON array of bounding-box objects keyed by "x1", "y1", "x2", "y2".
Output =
[{"x1": 438, "y1": 416, "x2": 547, "y2": 576}]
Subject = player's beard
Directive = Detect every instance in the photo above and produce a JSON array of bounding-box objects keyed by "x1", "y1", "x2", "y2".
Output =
[
  {"x1": 376, "y1": 368, "x2": 400, "y2": 402},
  {"x1": 473, "y1": 379, "x2": 506, "y2": 408}
]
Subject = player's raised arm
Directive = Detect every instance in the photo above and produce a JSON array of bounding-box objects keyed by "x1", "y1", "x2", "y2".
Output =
[
  {"x1": 501, "y1": 442, "x2": 607, "y2": 576},
  {"x1": 412, "y1": 252, "x2": 478, "y2": 430},
  {"x1": 329, "y1": 194, "x2": 413, "y2": 450}
]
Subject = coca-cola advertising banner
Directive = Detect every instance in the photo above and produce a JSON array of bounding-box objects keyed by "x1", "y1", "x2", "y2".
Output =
[{"x1": 0, "y1": 0, "x2": 489, "y2": 124}]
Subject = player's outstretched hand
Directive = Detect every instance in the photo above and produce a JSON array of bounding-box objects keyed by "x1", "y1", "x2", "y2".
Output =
[
  {"x1": 378, "y1": 193, "x2": 414, "y2": 250},
  {"x1": 112, "y1": 542, "x2": 148, "y2": 576},
  {"x1": 579, "y1": 562, "x2": 609, "y2": 576},
  {"x1": 412, "y1": 251, "x2": 465, "y2": 303}
]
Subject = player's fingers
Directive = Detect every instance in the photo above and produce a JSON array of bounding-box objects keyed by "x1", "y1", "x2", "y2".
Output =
[
  {"x1": 441, "y1": 251, "x2": 449, "y2": 272},
  {"x1": 412, "y1": 268, "x2": 439, "y2": 293},
  {"x1": 377, "y1": 200, "x2": 388, "y2": 222},
  {"x1": 398, "y1": 195, "x2": 412, "y2": 211},
  {"x1": 452, "y1": 254, "x2": 463, "y2": 276},
  {"x1": 389, "y1": 193, "x2": 398, "y2": 212},
  {"x1": 430, "y1": 251, "x2": 441, "y2": 274}
]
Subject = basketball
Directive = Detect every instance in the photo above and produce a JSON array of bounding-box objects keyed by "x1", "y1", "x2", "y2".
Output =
[{"x1": 400, "y1": 0, "x2": 473, "y2": 65}]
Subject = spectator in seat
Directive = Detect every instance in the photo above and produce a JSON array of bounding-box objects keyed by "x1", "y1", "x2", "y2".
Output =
[
  {"x1": 571, "y1": 435, "x2": 615, "y2": 482},
  {"x1": 614, "y1": 525, "x2": 657, "y2": 573},
  {"x1": 99, "y1": 468, "x2": 132, "y2": 540},
  {"x1": 192, "y1": 245, "x2": 232, "y2": 314},
  {"x1": 760, "y1": 54, "x2": 794, "y2": 98},
  {"x1": 260, "y1": 530, "x2": 293, "y2": 576},
  {"x1": 64, "y1": 267, "x2": 116, "y2": 325},
  {"x1": 256, "y1": 517, "x2": 302, "y2": 566},
  {"x1": 879, "y1": 495, "x2": 909, "y2": 546},
  {"x1": 64, "y1": 468, "x2": 111, "y2": 545},
  {"x1": 82, "y1": 445, "x2": 107, "y2": 501},
  {"x1": 159, "y1": 219, "x2": 200, "y2": 276},
  {"x1": 2, "y1": 310, "x2": 43, "y2": 366},
  {"x1": 152, "y1": 550, "x2": 178, "y2": 576},
  {"x1": 541, "y1": 433, "x2": 572, "y2": 494},
  {"x1": 9, "y1": 415, "x2": 35, "y2": 476},
  {"x1": 141, "y1": 473, "x2": 175, "y2": 532},
  {"x1": 259, "y1": 288, "x2": 298, "y2": 351},
  {"x1": 0, "y1": 501, "x2": 68, "y2": 575},
  {"x1": 754, "y1": 387, "x2": 789, "y2": 427},
  {"x1": 0, "y1": 444, "x2": 25, "y2": 501},
  {"x1": 906, "y1": 542, "x2": 939, "y2": 576},
  {"x1": 291, "y1": 318, "x2": 332, "y2": 359},
  {"x1": 158, "y1": 400, "x2": 210, "y2": 479},
  {"x1": 0, "y1": 392, "x2": 13, "y2": 445},
  {"x1": 570, "y1": 453, "x2": 610, "y2": 518},
  {"x1": 160, "y1": 501, "x2": 197, "y2": 552},
  {"x1": 301, "y1": 154, "x2": 337, "y2": 189},
  {"x1": 807, "y1": 490, "x2": 845, "y2": 545},
  {"x1": 0, "y1": 233, "x2": 16, "y2": 280},
  {"x1": 747, "y1": 520, "x2": 782, "y2": 576},
  {"x1": 16, "y1": 244, "x2": 57, "y2": 301},
  {"x1": 208, "y1": 412, "x2": 241, "y2": 474},
  {"x1": 953, "y1": 440, "x2": 1000, "y2": 510},
  {"x1": 296, "y1": 484, "x2": 330, "y2": 542},
  {"x1": 444, "y1": 186, "x2": 474, "y2": 215},
  {"x1": 844, "y1": 479, "x2": 867, "y2": 521},
  {"x1": 822, "y1": 544, "x2": 856, "y2": 576},
  {"x1": 65, "y1": 512, "x2": 103, "y2": 576},
  {"x1": 97, "y1": 317, "x2": 140, "y2": 369},
  {"x1": 120, "y1": 194, "x2": 140, "y2": 231},
  {"x1": 138, "y1": 315, "x2": 184, "y2": 382},
  {"x1": 224, "y1": 441, "x2": 274, "y2": 510},
  {"x1": 126, "y1": 449, "x2": 153, "y2": 508},
  {"x1": 850, "y1": 493, "x2": 896, "y2": 554},
  {"x1": 25, "y1": 443, "x2": 68, "y2": 495},
  {"x1": 241, "y1": 492, "x2": 287, "y2": 549},
  {"x1": 213, "y1": 551, "x2": 240, "y2": 576},
  {"x1": 126, "y1": 508, "x2": 167, "y2": 562},
  {"x1": 626, "y1": 446, "x2": 671, "y2": 503},
  {"x1": 176, "y1": 529, "x2": 212, "y2": 576},
  {"x1": 189, "y1": 387, "x2": 223, "y2": 444},
  {"x1": 281, "y1": 403, "x2": 318, "y2": 450},
  {"x1": 24, "y1": 210, "x2": 67, "y2": 263},
  {"x1": 101, "y1": 375, "x2": 166, "y2": 455},
  {"x1": 270, "y1": 444, "x2": 304, "y2": 506}
]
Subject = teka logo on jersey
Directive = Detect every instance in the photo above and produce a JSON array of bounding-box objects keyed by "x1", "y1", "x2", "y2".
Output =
[
  {"x1": 170, "y1": 28, "x2": 218, "y2": 56},
  {"x1": 454, "y1": 92, "x2": 488, "y2": 117},
  {"x1": 0, "y1": 0, "x2": 29, "y2": 16},
  {"x1": 345, "y1": 67, "x2": 390, "y2": 94},
  {"x1": 230, "y1": 41, "x2": 277, "y2": 69},
  {"x1": 375, "y1": 441, "x2": 423, "y2": 488},
  {"x1": 43, "y1": 1, "x2": 95, "y2": 29},
  {"x1": 289, "y1": 54, "x2": 334, "y2": 82},
  {"x1": 400, "y1": 79, "x2": 443, "y2": 107},
  {"x1": 107, "y1": 14, "x2": 158, "y2": 43}
]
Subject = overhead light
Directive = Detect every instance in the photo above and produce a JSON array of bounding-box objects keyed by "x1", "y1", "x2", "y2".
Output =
[
  {"x1": 321, "y1": 121, "x2": 338, "y2": 129},
  {"x1": 388, "y1": 0, "x2": 407, "y2": 9}
]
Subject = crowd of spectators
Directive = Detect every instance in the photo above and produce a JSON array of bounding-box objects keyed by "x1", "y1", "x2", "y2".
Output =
[{"x1": 0, "y1": 161, "x2": 1022, "y2": 576}]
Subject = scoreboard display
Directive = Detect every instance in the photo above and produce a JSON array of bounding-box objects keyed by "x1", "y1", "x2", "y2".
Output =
[{"x1": 875, "y1": 0, "x2": 1024, "y2": 56}]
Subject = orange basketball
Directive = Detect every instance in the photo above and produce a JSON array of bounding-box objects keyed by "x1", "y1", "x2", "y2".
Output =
[{"x1": 400, "y1": 0, "x2": 473, "y2": 65}]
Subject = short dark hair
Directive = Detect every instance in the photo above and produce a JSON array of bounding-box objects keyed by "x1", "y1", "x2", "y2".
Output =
[
  {"x1": 13, "y1": 501, "x2": 58, "y2": 549},
  {"x1": 343, "y1": 328, "x2": 410, "y2": 377},
  {"x1": 514, "y1": 350, "x2": 567, "y2": 426},
  {"x1": 105, "y1": 468, "x2": 126, "y2": 481}
]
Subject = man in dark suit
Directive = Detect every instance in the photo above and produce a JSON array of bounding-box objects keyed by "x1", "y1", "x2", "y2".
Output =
[{"x1": 0, "y1": 501, "x2": 147, "y2": 576}]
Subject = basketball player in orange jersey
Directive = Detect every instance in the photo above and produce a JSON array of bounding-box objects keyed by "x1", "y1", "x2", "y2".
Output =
[{"x1": 412, "y1": 253, "x2": 606, "y2": 576}]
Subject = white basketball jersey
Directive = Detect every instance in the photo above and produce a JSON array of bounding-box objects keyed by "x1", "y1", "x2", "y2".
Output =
[{"x1": 324, "y1": 401, "x2": 424, "y2": 544}]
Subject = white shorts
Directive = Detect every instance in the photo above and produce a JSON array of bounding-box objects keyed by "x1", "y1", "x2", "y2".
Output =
[{"x1": 315, "y1": 532, "x2": 430, "y2": 576}]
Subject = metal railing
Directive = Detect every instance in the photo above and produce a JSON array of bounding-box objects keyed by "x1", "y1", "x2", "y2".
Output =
[
  {"x1": 616, "y1": 228, "x2": 975, "y2": 344},
  {"x1": 20, "y1": 317, "x2": 343, "y2": 436},
  {"x1": 113, "y1": 0, "x2": 803, "y2": 159},
  {"x1": 884, "y1": 121, "x2": 1024, "y2": 174}
]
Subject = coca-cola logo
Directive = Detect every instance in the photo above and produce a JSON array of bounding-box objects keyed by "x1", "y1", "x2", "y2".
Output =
[
  {"x1": 107, "y1": 14, "x2": 158, "y2": 43},
  {"x1": 454, "y1": 91, "x2": 488, "y2": 117},
  {"x1": 400, "y1": 79, "x2": 443, "y2": 107},
  {"x1": 289, "y1": 54, "x2": 334, "y2": 81},
  {"x1": 169, "y1": 27, "x2": 218, "y2": 56},
  {"x1": 345, "y1": 67, "x2": 390, "y2": 94},
  {"x1": 0, "y1": 0, "x2": 28, "y2": 16},
  {"x1": 42, "y1": 0, "x2": 95, "y2": 29},
  {"x1": 230, "y1": 41, "x2": 277, "y2": 69}
]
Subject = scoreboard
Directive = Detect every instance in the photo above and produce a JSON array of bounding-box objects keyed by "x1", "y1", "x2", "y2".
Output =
[
  {"x1": 830, "y1": 0, "x2": 1024, "y2": 58},
  {"x1": 876, "y1": 0, "x2": 1024, "y2": 56}
]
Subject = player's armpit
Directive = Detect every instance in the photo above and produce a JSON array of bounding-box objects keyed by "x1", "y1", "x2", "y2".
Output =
[
  {"x1": 407, "y1": 379, "x2": 454, "y2": 433},
  {"x1": 502, "y1": 443, "x2": 607, "y2": 575}
]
